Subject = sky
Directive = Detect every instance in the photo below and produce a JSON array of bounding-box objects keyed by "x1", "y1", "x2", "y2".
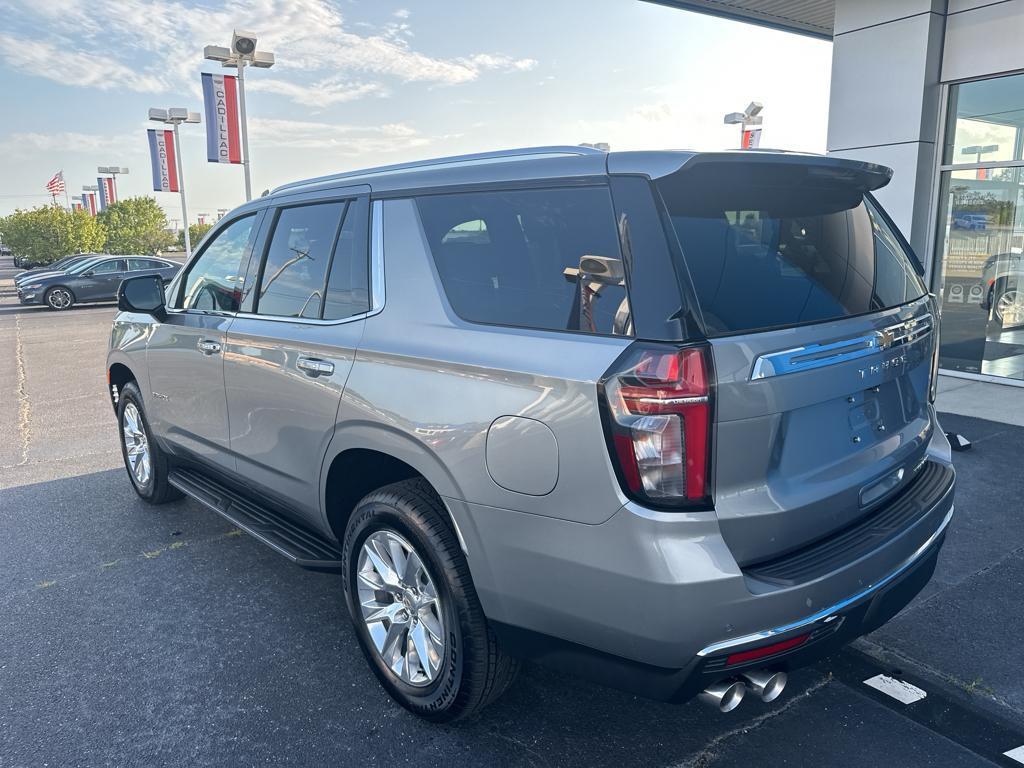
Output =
[{"x1": 0, "y1": 0, "x2": 833, "y2": 222}]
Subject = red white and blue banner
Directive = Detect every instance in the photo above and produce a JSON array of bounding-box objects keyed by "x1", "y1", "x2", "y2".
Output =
[
  {"x1": 97, "y1": 177, "x2": 116, "y2": 210},
  {"x1": 148, "y1": 129, "x2": 180, "y2": 192},
  {"x1": 72, "y1": 201, "x2": 83, "y2": 211},
  {"x1": 202, "y1": 73, "x2": 242, "y2": 164},
  {"x1": 82, "y1": 193, "x2": 97, "y2": 216}
]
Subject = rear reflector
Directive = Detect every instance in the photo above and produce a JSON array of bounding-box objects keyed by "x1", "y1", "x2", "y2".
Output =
[
  {"x1": 726, "y1": 634, "x2": 810, "y2": 666},
  {"x1": 600, "y1": 343, "x2": 713, "y2": 508}
]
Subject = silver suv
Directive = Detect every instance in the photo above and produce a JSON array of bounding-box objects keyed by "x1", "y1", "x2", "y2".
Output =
[{"x1": 108, "y1": 146, "x2": 955, "y2": 721}]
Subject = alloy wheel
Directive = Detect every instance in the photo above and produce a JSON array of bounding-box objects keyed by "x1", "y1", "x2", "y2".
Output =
[
  {"x1": 47, "y1": 288, "x2": 72, "y2": 310},
  {"x1": 996, "y1": 290, "x2": 1024, "y2": 326},
  {"x1": 122, "y1": 402, "x2": 152, "y2": 486},
  {"x1": 356, "y1": 530, "x2": 446, "y2": 687}
]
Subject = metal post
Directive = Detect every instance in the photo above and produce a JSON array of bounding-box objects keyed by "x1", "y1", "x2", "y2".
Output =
[
  {"x1": 236, "y1": 61, "x2": 252, "y2": 202},
  {"x1": 173, "y1": 122, "x2": 192, "y2": 258}
]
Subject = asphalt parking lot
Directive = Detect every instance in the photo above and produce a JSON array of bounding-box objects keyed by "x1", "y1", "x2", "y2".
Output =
[{"x1": 2, "y1": 255, "x2": 1023, "y2": 767}]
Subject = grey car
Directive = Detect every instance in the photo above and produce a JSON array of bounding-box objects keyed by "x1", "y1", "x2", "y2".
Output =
[
  {"x1": 107, "y1": 146, "x2": 954, "y2": 722},
  {"x1": 19, "y1": 255, "x2": 179, "y2": 310},
  {"x1": 14, "y1": 253, "x2": 105, "y2": 285}
]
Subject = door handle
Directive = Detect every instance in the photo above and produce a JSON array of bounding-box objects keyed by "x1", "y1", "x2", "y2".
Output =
[
  {"x1": 297, "y1": 357, "x2": 334, "y2": 377},
  {"x1": 197, "y1": 339, "x2": 222, "y2": 355}
]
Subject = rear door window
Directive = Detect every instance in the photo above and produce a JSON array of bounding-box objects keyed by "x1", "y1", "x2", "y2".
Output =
[
  {"x1": 415, "y1": 186, "x2": 630, "y2": 335},
  {"x1": 657, "y1": 164, "x2": 926, "y2": 336},
  {"x1": 323, "y1": 197, "x2": 371, "y2": 320},
  {"x1": 255, "y1": 202, "x2": 345, "y2": 319}
]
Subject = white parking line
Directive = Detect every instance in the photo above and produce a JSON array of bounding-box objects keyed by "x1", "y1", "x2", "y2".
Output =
[
  {"x1": 863, "y1": 674, "x2": 928, "y2": 704},
  {"x1": 1005, "y1": 745, "x2": 1024, "y2": 765}
]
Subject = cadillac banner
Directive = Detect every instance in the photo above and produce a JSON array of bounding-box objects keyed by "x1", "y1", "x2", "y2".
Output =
[
  {"x1": 97, "y1": 177, "x2": 116, "y2": 210},
  {"x1": 148, "y1": 129, "x2": 180, "y2": 192},
  {"x1": 202, "y1": 72, "x2": 242, "y2": 164}
]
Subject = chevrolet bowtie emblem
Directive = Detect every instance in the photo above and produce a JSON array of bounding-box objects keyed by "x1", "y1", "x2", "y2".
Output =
[{"x1": 876, "y1": 328, "x2": 896, "y2": 349}]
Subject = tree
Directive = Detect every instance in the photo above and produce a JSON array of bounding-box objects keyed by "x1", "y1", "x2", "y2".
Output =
[
  {"x1": 0, "y1": 205, "x2": 107, "y2": 266},
  {"x1": 179, "y1": 222, "x2": 213, "y2": 249},
  {"x1": 98, "y1": 197, "x2": 176, "y2": 255}
]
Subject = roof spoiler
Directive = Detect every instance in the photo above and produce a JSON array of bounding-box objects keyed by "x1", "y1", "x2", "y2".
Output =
[{"x1": 609, "y1": 150, "x2": 893, "y2": 193}]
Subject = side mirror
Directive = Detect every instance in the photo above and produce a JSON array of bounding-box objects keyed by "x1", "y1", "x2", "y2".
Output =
[
  {"x1": 118, "y1": 274, "x2": 167, "y2": 321},
  {"x1": 83, "y1": 270, "x2": 95, "y2": 277}
]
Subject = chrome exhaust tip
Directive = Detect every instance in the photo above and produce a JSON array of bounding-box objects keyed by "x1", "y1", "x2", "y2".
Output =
[
  {"x1": 741, "y1": 669, "x2": 788, "y2": 703},
  {"x1": 698, "y1": 679, "x2": 747, "y2": 713}
]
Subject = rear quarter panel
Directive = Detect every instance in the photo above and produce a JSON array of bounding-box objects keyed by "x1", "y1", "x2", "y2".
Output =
[{"x1": 331, "y1": 198, "x2": 632, "y2": 526}]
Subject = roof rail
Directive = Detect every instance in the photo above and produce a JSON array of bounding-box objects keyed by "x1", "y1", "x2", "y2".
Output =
[{"x1": 270, "y1": 145, "x2": 607, "y2": 195}]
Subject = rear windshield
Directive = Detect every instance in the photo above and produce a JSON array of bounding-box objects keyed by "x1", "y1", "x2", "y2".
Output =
[{"x1": 657, "y1": 163, "x2": 926, "y2": 336}]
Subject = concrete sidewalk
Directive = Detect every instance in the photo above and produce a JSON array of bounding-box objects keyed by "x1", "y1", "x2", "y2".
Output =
[{"x1": 937, "y1": 374, "x2": 1024, "y2": 428}]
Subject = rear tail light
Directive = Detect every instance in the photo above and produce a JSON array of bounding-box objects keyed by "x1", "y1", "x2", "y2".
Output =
[{"x1": 600, "y1": 343, "x2": 713, "y2": 508}]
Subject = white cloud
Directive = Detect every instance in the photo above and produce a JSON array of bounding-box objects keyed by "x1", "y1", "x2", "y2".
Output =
[
  {"x1": 0, "y1": 130, "x2": 136, "y2": 154},
  {"x1": 393, "y1": 9, "x2": 411, "y2": 19},
  {"x1": 0, "y1": 33, "x2": 166, "y2": 92},
  {"x1": 247, "y1": 78, "x2": 388, "y2": 107},
  {"x1": 248, "y1": 118, "x2": 432, "y2": 153},
  {"x1": 0, "y1": 0, "x2": 538, "y2": 103}
]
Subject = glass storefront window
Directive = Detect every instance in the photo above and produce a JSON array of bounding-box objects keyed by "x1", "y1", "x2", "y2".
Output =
[
  {"x1": 943, "y1": 73, "x2": 1024, "y2": 165},
  {"x1": 935, "y1": 167, "x2": 1024, "y2": 379},
  {"x1": 936, "y1": 73, "x2": 1024, "y2": 382}
]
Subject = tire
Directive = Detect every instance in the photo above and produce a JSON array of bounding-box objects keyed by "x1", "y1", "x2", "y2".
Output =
[
  {"x1": 117, "y1": 381, "x2": 181, "y2": 504},
  {"x1": 45, "y1": 286, "x2": 75, "y2": 311},
  {"x1": 342, "y1": 478, "x2": 519, "y2": 722}
]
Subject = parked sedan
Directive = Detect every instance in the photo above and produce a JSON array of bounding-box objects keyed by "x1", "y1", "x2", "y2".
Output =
[
  {"x1": 15, "y1": 253, "x2": 106, "y2": 286},
  {"x1": 18, "y1": 256, "x2": 180, "y2": 310}
]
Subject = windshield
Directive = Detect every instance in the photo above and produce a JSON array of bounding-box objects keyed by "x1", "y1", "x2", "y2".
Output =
[
  {"x1": 66, "y1": 257, "x2": 108, "y2": 275},
  {"x1": 657, "y1": 162, "x2": 926, "y2": 336}
]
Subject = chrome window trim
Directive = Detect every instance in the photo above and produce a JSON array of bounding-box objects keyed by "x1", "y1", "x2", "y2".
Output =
[
  {"x1": 696, "y1": 506, "x2": 954, "y2": 658},
  {"x1": 169, "y1": 199, "x2": 385, "y2": 328},
  {"x1": 370, "y1": 199, "x2": 385, "y2": 313}
]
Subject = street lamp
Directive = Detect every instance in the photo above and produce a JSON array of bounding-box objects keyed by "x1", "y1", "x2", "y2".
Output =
[
  {"x1": 149, "y1": 107, "x2": 201, "y2": 258},
  {"x1": 204, "y1": 30, "x2": 275, "y2": 202},
  {"x1": 97, "y1": 166, "x2": 129, "y2": 201},
  {"x1": 724, "y1": 102, "x2": 764, "y2": 149}
]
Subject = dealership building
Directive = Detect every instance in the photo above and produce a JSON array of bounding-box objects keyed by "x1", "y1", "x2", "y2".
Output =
[{"x1": 652, "y1": 0, "x2": 1024, "y2": 386}]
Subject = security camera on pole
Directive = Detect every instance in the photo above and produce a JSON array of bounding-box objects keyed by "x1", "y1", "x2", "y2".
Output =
[
  {"x1": 203, "y1": 30, "x2": 275, "y2": 202},
  {"x1": 148, "y1": 107, "x2": 201, "y2": 257},
  {"x1": 724, "y1": 102, "x2": 764, "y2": 149}
]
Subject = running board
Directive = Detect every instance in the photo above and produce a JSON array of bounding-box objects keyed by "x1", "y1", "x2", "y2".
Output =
[{"x1": 168, "y1": 468, "x2": 344, "y2": 572}]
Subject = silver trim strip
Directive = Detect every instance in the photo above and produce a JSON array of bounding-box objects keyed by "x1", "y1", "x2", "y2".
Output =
[
  {"x1": 371, "y1": 199, "x2": 385, "y2": 313},
  {"x1": 696, "y1": 505, "x2": 954, "y2": 657},
  {"x1": 751, "y1": 313, "x2": 933, "y2": 380}
]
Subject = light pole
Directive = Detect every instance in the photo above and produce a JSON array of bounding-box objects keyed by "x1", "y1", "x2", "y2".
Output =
[
  {"x1": 724, "y1": 102, "x2": 764, "y2": 149},
  {"x1": 97, "y1": 166, "x2": 129, "y2": 202},
  {"x1": 204, "y1": 30, "x2": 275, "y2": 202},
  {"x1": 149, "y1": 107, "x2": 201, "y2": 257}
]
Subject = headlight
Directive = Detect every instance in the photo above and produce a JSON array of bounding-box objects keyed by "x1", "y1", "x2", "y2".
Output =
[{"x1": 25, "y1": 283, "x2": 43, "y2": 290}]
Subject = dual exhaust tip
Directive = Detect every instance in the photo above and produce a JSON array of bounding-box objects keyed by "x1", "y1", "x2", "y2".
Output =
[{"x1": 699, "y1": 670, "x2": 788, "y2": 713}]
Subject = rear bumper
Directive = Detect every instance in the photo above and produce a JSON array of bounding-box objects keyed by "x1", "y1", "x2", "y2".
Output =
[
  {"x1": 493, "y1": 516, "x2": 946, "y2": 702},
  {"x1": 448, "y1": 452, "x2": 954, "y2": 702}
]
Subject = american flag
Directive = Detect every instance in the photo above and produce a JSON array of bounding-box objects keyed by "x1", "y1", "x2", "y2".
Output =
[{"x1": 45, "y1": 171, "x2": 66, "y2": 194}]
